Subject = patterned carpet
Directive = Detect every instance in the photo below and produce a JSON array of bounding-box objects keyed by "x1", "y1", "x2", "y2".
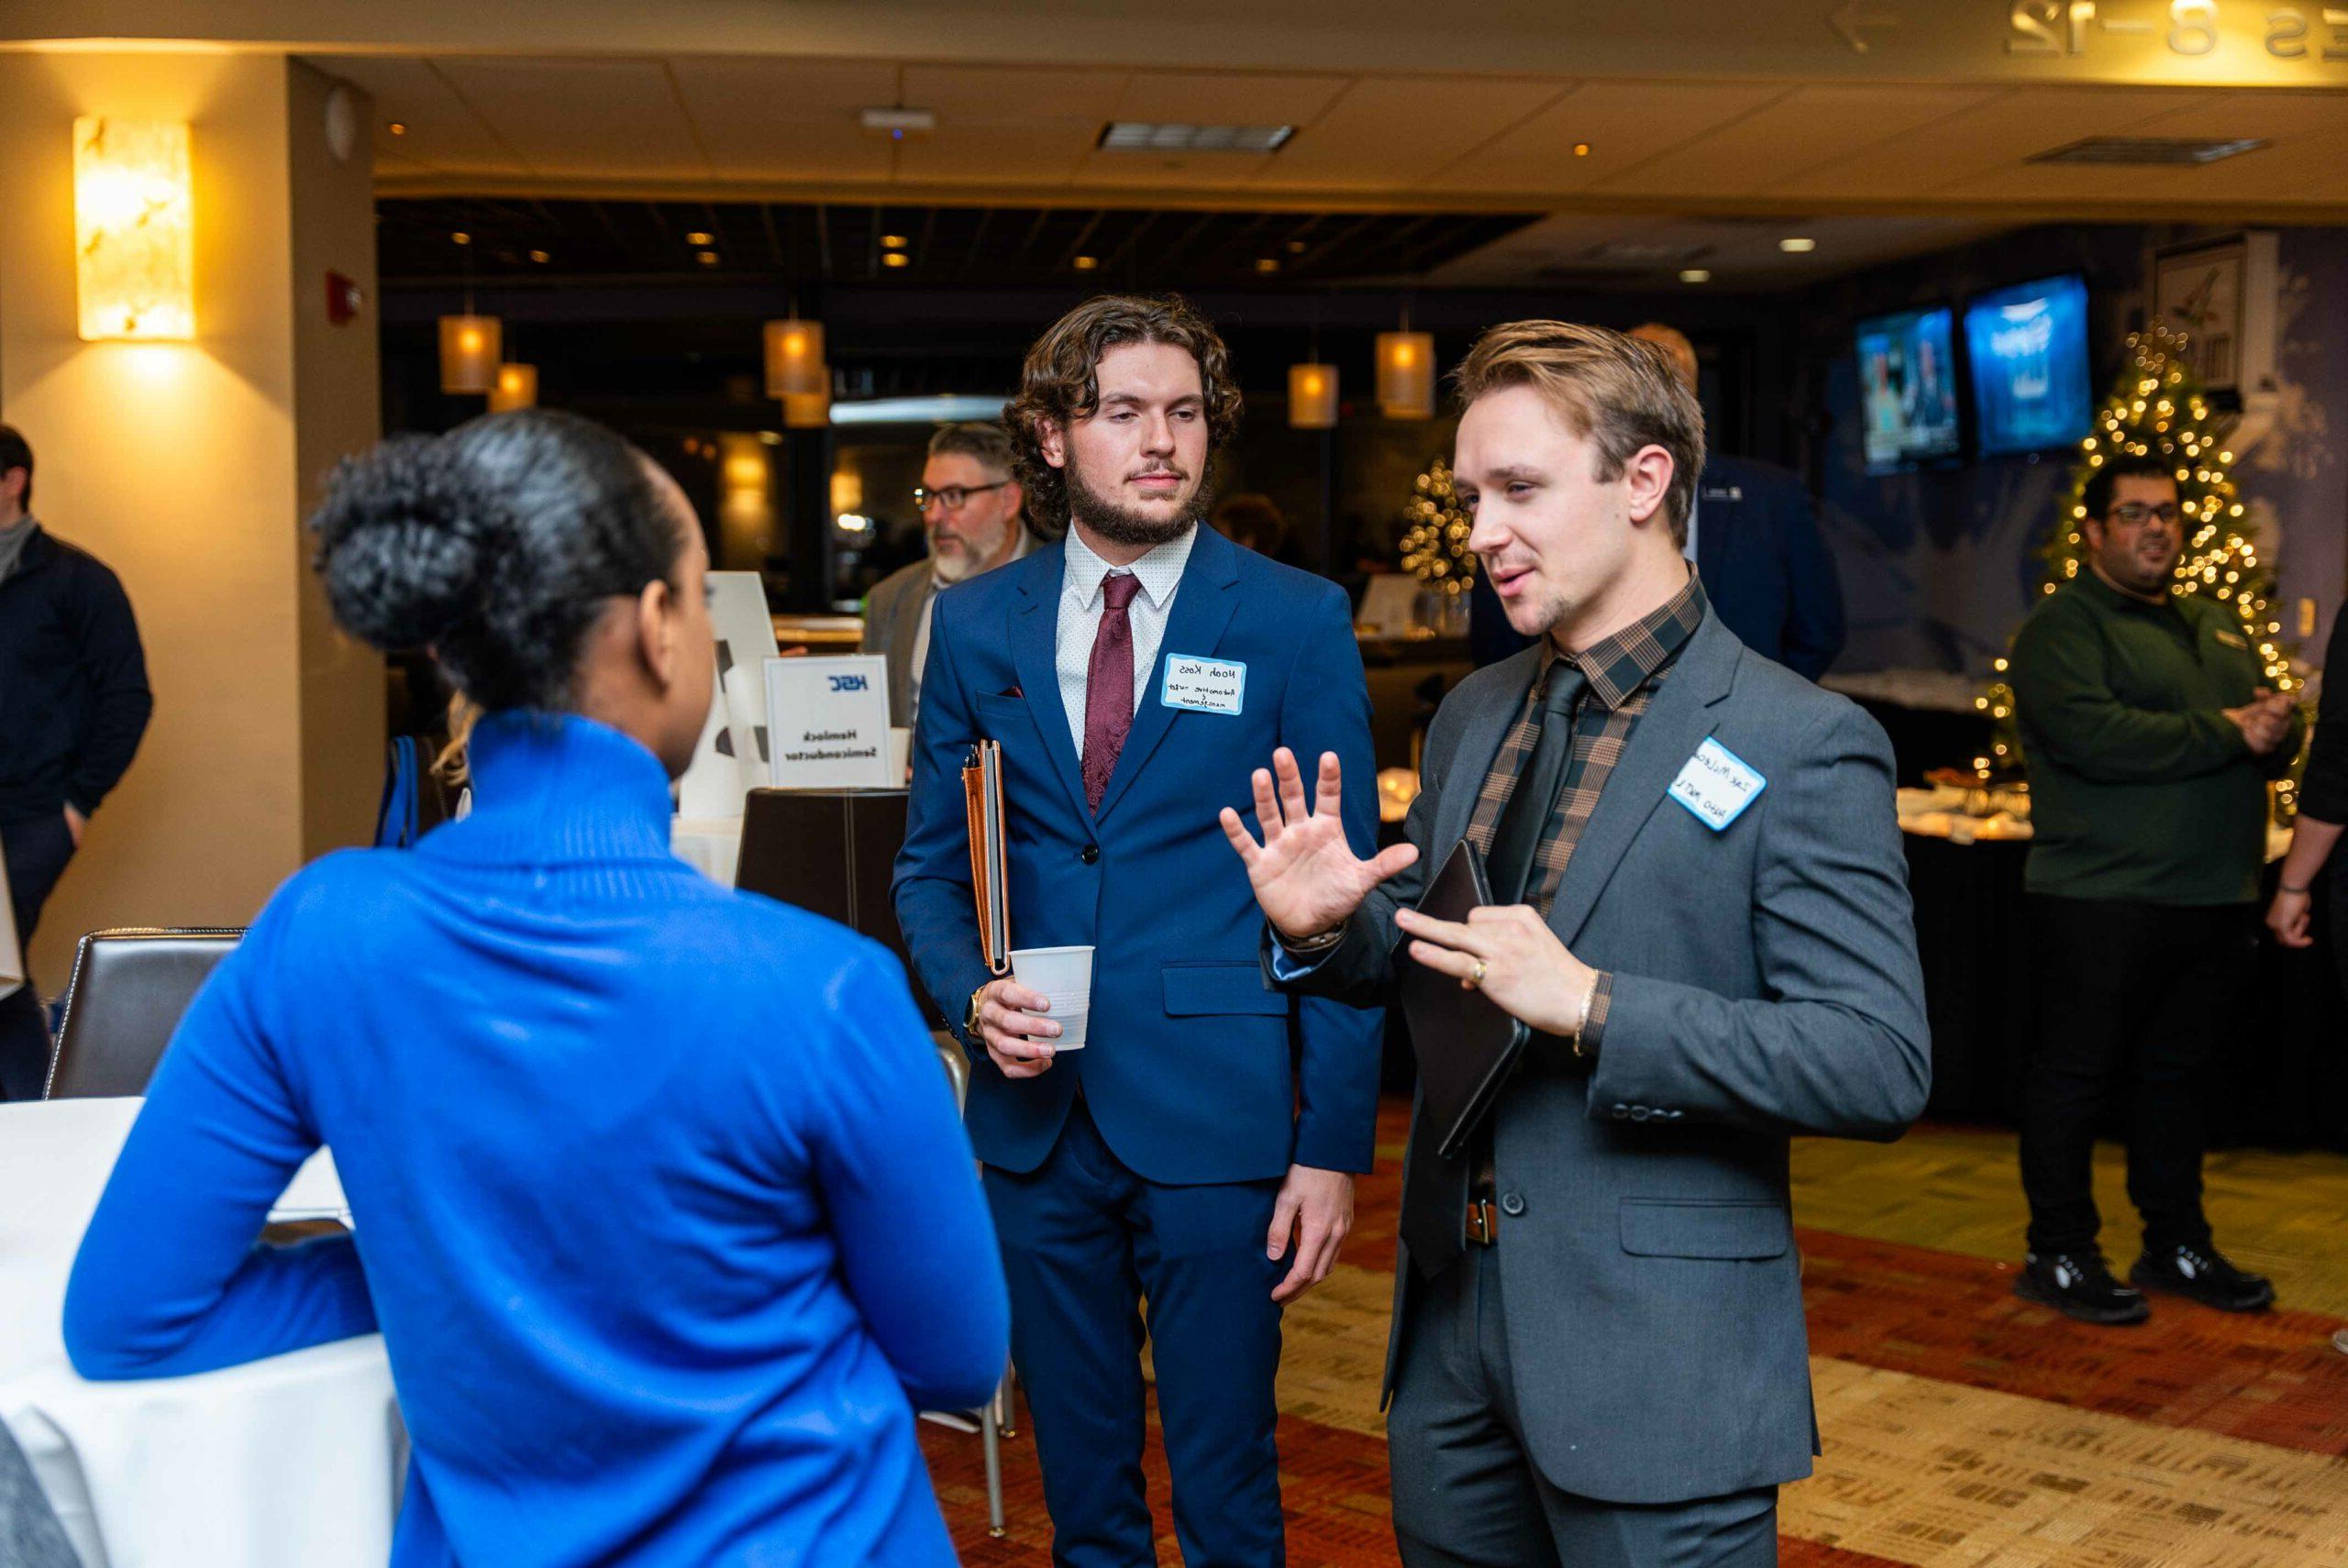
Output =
[{"x1": 923, "y1": 1100, "x2": 2348, "y2": 1564}]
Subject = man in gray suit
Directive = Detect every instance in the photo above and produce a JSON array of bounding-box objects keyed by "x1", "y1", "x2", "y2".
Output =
[
  {"x1": 1221, "y1": 322, "x2": 1929, "y2": 1567},
  {"x1": 861, "y1": 420, "x2": 1033, "y2": 729}
]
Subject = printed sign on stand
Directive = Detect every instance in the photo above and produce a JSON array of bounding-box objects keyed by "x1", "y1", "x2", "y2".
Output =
[{"x1": 765, "y1": 654, "x2": 894, "y2": 790}]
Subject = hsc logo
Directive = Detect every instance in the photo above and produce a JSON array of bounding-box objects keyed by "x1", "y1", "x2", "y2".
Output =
[{"x1": 828, "y1": 674, "x2": 869, "y2": 693}]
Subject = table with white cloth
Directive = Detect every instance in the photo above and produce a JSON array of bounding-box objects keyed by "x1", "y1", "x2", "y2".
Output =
[
  {"x1": 0, "y1": 1098, "x2": 404, "y2": 1568},
  {"x1": 670, "y1": 816, "x2": 743, "y2": 889}
]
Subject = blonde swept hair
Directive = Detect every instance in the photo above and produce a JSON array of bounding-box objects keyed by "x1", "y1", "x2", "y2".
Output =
[{"x1": 1451, "y1": 321, "x2": 1705, "y2": 548}]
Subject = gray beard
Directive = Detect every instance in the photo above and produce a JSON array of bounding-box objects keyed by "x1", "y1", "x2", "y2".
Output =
[{"x1": 1066, "y1": 459, "x2": 1210, "y2": 549}]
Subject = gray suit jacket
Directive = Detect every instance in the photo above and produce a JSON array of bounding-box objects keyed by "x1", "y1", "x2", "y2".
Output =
[
  {"x1": 861, "y1": 558, "x2": 936, "y2": 729},
  {"x1": 1279, "y1": 607, "x2": 1929, "y2": 1505}
]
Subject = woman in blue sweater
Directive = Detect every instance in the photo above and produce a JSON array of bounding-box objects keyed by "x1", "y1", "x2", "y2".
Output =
[{"x1": 63, "y1": 411, "x2": 1008, "y2": 1565}]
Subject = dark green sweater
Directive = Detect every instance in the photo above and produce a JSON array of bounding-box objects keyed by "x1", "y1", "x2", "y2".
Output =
[{"x1": 2010, "y1": 569, "x2": 2299, "y2": 906}]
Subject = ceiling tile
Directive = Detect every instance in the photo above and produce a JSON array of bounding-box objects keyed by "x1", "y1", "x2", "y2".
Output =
[
  {"x1": 894, "y1": 125, "x2": 1090, "y2": 187},
  {"x1": 1111, "y1": 71, "x2": 1351, "y2": 127},
  {"x1": 669, "y1": 56, "x2": 897, "y2": 181},
  {"x1": 434, "y1": 58, "x2": 708, "y2": 180},
  {"x1": 1767, "y1": 86, "x2": 2211, "y2": 200},
  {"x1": 901, "y1": 65, "x2": 1129, "y2": 127},
  {"x1": 1436, "y1": 81, "x2": 1789, "y2": 195},
  {"x1": 314, "y1": 55, "x2": 527, "y2": 176},
  {"x1": 1596, "y1": 84, "x2": 1999, "y2": 198},
  {"x1": 1255, "y1": 76, "x2": 1568, "y2": 191}
]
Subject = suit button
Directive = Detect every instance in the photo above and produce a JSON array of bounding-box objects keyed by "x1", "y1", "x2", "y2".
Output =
[
  {"x1": 1080, "y1": 845, "x2": 1099, "y2": 864},
  {"x1": 1611, "y1": 1105, "x2": 1629, "y2": 1121},
  {"x1": 1630, "y1": 1106, "x2": 1651, "y2": 1122},
  {"x1": 1500, "y1": 1192, "x2": 1525, "y2": 1217}
]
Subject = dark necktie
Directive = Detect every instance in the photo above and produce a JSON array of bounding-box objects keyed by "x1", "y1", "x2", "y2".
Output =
[
  {"x1": 1081, "y1": 571, "x2": 1144, "y2": 812},
  {"x1": 1397, "y1": 661, "x2": 1586, "y2": 1278}
]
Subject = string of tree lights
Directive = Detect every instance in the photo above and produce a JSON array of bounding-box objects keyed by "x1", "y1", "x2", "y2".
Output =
[
  {"x1": 1977, "y1": 323, "x2": 2300, "y2": 812},
  {"x1": 1399, "y1": 458, "x2": 1476, "y2": 594}
]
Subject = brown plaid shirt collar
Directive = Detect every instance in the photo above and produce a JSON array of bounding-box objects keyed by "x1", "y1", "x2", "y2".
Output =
[{"x1": 1461, "y1": 570, "x2": 1707, "y2": 1046}]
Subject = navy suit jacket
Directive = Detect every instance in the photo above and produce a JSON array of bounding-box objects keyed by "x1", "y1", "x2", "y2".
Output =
[
  {"x1": 892, "y1": 525, "x2": 1384, "y2": 1186},
  {"x1": 1691, "y1": 454, "x2": 1844, "y2": 681},
  {"x1": 1469, "y1": 455, "x2": 1845, "y2": 681}
]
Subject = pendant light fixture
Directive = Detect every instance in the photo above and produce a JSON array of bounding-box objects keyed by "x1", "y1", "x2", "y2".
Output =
[
  {"x1": 782, "y1": 386, "x2": 831, "y2": 429},
  {"x1": 764, "y1": 316, "x2": 826, "y2": 400},
  {"x1": 437, "y1": 231, "x2": 501, "y2": 394},
  {"x1": 1376, "y1": 309, "x2": 1435, "y2": 422},
  {"x1": 1290, "y1": 305, "x2": 1338, "y2": 430},
  {"x1": 487, "y1": 361, "x2": 537, "y2": 412}
]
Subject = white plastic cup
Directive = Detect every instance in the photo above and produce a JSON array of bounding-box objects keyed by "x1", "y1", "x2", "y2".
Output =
[
  {"x1": 888, "y1": 726, "x2": 913, "y2": 783},
  {"x1": 1009, "y1": 944, "x2": 1094, "y2": 1049}
]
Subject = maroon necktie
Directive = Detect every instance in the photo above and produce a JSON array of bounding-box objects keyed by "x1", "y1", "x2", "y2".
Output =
[{"x1": 1082, "y1": 572, "x2": 1144, "y2": 812}]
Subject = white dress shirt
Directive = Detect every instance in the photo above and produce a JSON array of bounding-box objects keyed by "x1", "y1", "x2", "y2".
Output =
[{"x1": 1056, "y1": 524, "x2": 1196, "y2": 757}]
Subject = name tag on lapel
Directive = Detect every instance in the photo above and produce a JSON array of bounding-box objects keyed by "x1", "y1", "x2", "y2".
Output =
[
  {"x1": 1667, "y1": 737, "x2": 1767, "y2": 832},
  {"x1": 1161, "y1": 654, "x2": 1246, "y2": 716}
]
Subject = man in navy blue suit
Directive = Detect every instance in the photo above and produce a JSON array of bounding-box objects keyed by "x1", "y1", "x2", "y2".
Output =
[
  {"x1": 1475, "y1": 327, "x2": 1844, "y2": 681},
  {"x1": 894, "y1": 295, "x2": 1384, "y2": 1567}
]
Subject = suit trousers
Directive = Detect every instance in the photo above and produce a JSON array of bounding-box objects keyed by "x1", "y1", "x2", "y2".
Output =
[
  {"x1": 1388, "y1": 1246, "x2": 1778, "y2": 1568},
  {"x1": 0, "y1": 813, "x2": 76, "y2": 1101},
  {"x1": 983, "y1": 1098, "x2": 1286, "y2": 1568},
  {"x1": 2018, "y1": 896, "x2": 2255, "y2": 1258}
]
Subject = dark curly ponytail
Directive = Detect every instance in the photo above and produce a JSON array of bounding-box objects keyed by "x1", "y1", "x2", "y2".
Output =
[{"x1": 310, "y1": 411, "x2": 681, "y2": 712}]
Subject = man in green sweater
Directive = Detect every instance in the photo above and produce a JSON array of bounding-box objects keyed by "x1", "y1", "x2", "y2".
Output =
[{"x1": 2009, "y1": 453, "x2": 2300, "y2": 1325}]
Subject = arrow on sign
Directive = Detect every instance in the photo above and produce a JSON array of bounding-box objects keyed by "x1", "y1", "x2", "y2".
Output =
[{"x1": 1831, "y1": 0, "x2": 1900, "y2": 53}]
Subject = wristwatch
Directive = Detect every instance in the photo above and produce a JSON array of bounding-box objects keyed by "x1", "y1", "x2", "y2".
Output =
[{"x1": 965, "y1": 982, "x2": 990, "y2": 1037}]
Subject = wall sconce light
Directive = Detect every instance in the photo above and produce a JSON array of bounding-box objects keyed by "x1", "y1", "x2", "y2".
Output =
[
  {"x1": 1376, "y1": 330, "x2": 1435, "y2": 421},
  {"x1": 1288, "y1": 362, "x2": 1339, "y2": 430},
  {"x1": 73, "y1": 116, "x2": 195, "y2": 342},
  {"x1": 487, "y1": 361, "x2": 537, "y2": 412},
  {"x1": 764, "y1": 318, "x2": 826, "y2": 399},
  {"x1": 437, "y1": 314, "x2": 502, "y2": 394}
]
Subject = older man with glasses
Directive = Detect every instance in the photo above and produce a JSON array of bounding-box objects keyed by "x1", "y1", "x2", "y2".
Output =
[
  {"x1": 2008, "y1": 453, "x2": 2301, "y2": 1326},
  {"x1": 862, "y1": 420, "x2": 1036, "y2": 731}
]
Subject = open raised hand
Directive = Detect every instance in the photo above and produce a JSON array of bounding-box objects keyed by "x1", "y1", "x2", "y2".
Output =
[{"x1": 1218, "y1": 747, "x2": 1419, "y2": 943}]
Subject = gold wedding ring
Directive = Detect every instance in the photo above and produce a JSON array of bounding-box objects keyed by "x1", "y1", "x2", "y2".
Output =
[{"x1": 1468, "y1": 959, "x2": 1488, "y2": 988}]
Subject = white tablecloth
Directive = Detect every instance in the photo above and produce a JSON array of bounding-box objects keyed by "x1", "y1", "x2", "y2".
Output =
[
  {"x1": 671, "y1": 816, "x2": 744, "y2": 889},
  {"x1": 0, "y1": 1098, "x2": 402, "y2": 1568}
]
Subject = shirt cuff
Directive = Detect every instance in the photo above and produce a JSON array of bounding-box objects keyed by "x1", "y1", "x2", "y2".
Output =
[{"x1": 1578, "y1": 971, "x2": 1614, "y2": 1063}]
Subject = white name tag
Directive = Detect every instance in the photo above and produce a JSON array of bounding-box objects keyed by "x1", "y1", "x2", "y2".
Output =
[
  {"x1": 1161, "y1": 654, "x2": 1246, "y2": 715},
  {"x1": 1667, "y1": 737, "x2": 1767, "y2": 832}
]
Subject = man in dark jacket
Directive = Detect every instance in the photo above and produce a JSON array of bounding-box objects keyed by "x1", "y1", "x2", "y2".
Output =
[{"x1": 0, "y1": 425, "x2": 153, "y2": 1099}]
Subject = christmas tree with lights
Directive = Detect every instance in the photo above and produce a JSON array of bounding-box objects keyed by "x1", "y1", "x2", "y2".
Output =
[
  {"x1": 1399, "y1": 458, "x2": 1477, "y2": 597},
  {"x1": 1978, "y1": 324, "x2": 2297, "y2": 801}
]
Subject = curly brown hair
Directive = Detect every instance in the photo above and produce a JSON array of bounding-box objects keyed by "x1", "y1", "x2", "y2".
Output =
[{"x1": 1007, "y1": 294, "x2": 1243, "y2": 535}]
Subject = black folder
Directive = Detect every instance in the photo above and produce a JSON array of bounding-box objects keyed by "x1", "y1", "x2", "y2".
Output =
[{"x1": 1398, "y1": 839, "x2": 1531, "y2": 1161}]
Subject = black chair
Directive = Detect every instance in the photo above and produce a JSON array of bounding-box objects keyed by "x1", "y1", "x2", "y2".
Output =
[{"x1": 44, "y1": 927, "x2": 244, "y2": 1099}]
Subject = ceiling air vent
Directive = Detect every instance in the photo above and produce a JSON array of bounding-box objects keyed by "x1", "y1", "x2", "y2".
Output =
[
  {"x1": 1097, "y1": 123, "x2": 1295, "y2": 153},
  {"x1": 2030, "y1": 136, "x2": 2267, "y2": 166}
]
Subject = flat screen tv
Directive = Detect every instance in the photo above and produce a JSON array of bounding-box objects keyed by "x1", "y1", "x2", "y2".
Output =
[
  {"x1": 1855, "y1": 305, "x2": 1962, "y2": 474},
  {"x1": 1965, "y1": 274, "x2": 2092, "y2": 457}
]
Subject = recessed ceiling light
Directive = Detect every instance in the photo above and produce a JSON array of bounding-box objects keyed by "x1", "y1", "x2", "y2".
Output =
[
  {"x1": 1097, "y1": 122, "x2": 1294, "y2": 153},
  {"x1": 684, "y1": 231, "x2": 714, "y2": 247},
  {"x1": 858, "y1": 106, "x2": 937, "y2": 142},
  {"x1": 1573, "y1": 142, "x2": 1591, "y2": 158},
  {"x1": 1072, "y1": 255, "x2": 1099, "y2": 271},
  {"x1": 528, "y1": 248, "x2": 550, "y2": 264},
  {"x1": 387, "y1": 122, "x2": 407, "y2": 137},
  {"x1": 881, "y1": 234, "x2": 909, "y2": 250},
  {"x1": 696, "y1": 250, "x2": 720, "y2": 266},
  {"x1": 1678, "y1": 268, "x2": 1711, "y2": 284},
  {"x1": 882, "y1": 251, "x2": 910, "y2": 269},
  {"x1": 1255, "y1": 258, "x2": 1279, "y2": 275},
  {"x1": 1286, "y1": 239, "x2": 1308, "y2": 254},
  {"x1": 1779, "y1": 237, "x2": 1816, "y2": 254},
  {"x1": 450, "y1": 231, "x2": 471, "y2": 246}
]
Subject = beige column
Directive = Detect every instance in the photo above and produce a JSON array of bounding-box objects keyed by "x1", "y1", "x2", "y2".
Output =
[{"x1": 0, "y1": 51, "x2": 383, "y2": 984}]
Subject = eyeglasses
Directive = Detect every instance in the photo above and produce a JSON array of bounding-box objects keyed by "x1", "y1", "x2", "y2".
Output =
[
  {"x1": 2110, "y1": 502, "x2": 2181, "y2": 525},
  {"x1": 914, "y1": 480, "x2": 1011, "y2": 513}
]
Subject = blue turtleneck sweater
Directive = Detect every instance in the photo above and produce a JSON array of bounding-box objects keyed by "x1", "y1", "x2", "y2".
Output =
[{"x1": 64, "y1": 712, "x2": 1006, "y2": 1566}]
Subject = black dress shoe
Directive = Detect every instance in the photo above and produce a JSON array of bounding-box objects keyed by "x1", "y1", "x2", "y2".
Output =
[
  {"x1": 2013, "y1": 1251, "x2": 2151, "y2": 1325},
  {"x1": 2131, "y1": 1242, "x2": 2276, "y2": 1312}
]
